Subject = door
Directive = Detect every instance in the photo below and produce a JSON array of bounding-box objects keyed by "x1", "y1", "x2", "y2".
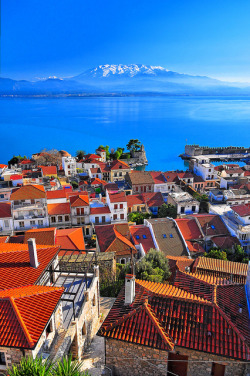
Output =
[
  {"x1": 211, "y1": 363, "x2": 225, "y2": 376},
  {"x1": 167, "y1": 352, "x2": 188, "y2": 376}
]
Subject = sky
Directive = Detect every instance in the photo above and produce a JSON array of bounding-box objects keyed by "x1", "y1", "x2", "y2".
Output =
[{"x1": 2, "y1": 0, "x2": 250, "y2": 81}]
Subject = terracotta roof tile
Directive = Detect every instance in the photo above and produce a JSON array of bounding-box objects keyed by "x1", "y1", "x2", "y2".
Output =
[
  {"x1": 56, "y1": 228, "x2": 85, "y2": 250},
  {"x1": 0, "y1": 285, "x2": 63, "y2": 348},
  {"x1": 40, "y1": 166, "x2": 57, "y2": 176},
  {"x1": 48, "y1": 203, "x2": 71, "y2": 216},
  {"x1": 24, "y1": 228, "x2": 56, "y2": 245},
  {"x1": 231, "y1": 204, "x2": 250, "y2": 217},
  {"x1": 46, "y1": 190, "x2": 67, "y2": 200},
  {"x1": 0, "y1": 202, "x2": 12, "y2": 218},
  {"x1": 90, "y1": 206, "x2": 111, "y2": 215},
  {"x1": 10, "y1": 185, "x2": 45, "y2": 200},
  {"x1": 0, "y1": 246, "x2": 59, "y2": 290},
  {"x1": 70, "y1": 194, "x2": 89, "y2": 207},
  {"x1": 130, "y1": 225, "x2": 155, "y2": 253}
]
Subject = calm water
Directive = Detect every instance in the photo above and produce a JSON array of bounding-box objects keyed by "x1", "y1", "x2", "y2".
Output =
[{"x1": 1, "y1": 96, "x2": 250, "y2": 170}]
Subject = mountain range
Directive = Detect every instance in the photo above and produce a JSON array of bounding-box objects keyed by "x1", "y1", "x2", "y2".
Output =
[{"x1": 0, "y1": 64, "x2": 249, "y2": 96}]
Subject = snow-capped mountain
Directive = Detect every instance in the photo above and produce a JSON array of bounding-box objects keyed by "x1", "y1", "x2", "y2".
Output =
[
  {"x1": 77, "y1": 64, "x2": 169, "y2": 78},
  {"x1": 0, "y1": 64, "x2": 249, "y2": 96}
]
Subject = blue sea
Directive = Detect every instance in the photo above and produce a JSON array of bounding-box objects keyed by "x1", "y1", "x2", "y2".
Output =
[{"x1": 1, "y1": 96, "x2": 250, "y2": 170}]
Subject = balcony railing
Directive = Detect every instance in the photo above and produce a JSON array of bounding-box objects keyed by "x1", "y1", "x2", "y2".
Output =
[{"x1": 13, "y1": 202, "x2": 44, "y2": 209}]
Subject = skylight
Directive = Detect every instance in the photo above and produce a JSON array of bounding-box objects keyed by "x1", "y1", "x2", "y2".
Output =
[
  {"x1": 211, "y1": 225, "x2": 215, "y2": 229},
  {"x1": 142, "y1": 235, "x2": 147, "y2": 239},
  {"x1": 135, "y1": 235, "x2": 140, "y2": 240},
  {"x1": 162, "y1": 234, "x2": 167, "y2": 238},
  {"x1": 169, "y1": 234, "x2": 173, "y2": 238}
]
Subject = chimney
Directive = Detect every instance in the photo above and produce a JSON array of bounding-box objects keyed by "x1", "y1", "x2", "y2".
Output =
[
  {"x1": 28, "y1": 238, "x2": 39, "y2": 268},
  {"x1": 125, "y1": 274, "x2": 135, "y2": 305}
]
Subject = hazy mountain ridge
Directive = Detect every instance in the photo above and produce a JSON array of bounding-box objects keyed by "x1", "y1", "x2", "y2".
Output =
[{"x1": 0, "y1": 64, "x2": 250, "y2": 95}]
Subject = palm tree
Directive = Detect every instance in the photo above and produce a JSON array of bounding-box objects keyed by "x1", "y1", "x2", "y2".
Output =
[
  {"x1": 52, "y1": 355, "x2": 89, "y2": 376},
  {"x1": 8, "y1": 355, "x2": 89, "y2": 376},
  {"x1": 9, "y1": 356, "x2": 53, "y2": 376}
]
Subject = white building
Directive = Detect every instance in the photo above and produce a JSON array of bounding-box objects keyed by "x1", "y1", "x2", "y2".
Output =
[
  {"x1": 192, "y1": 157, "x2": 218, "y2": 181},
  {"x1": 10, "y1": 185, "x2": 49, "y2": 232},
  {"x1": 168, "y1": 192, "x2": 200, "y2": 215},
  {"x1": 106, "y1": 190, "x2": 128, "y2": 222},
  {"x1": 62, "y1": 156, "x2": 77, "y2": 177},
  {"x1": 0, "y1": 202, "x2": 13, "y2": 235}
]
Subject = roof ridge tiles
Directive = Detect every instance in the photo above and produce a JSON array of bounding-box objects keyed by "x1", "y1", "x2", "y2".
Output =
[{"x1": 145, "y1": 303, "x2": 175, "y2": 350}]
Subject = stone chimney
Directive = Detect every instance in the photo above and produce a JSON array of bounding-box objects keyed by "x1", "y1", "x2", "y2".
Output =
[
  {"x1": 27, "y1": 238, "x2": 39, "y2": 268},
  {"x1": 125, "y1": 274, "x2": 135, "y2": 305}
]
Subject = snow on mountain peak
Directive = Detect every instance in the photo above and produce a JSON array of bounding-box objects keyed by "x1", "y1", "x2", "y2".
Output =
[{"x1": 87, "y1": 64, "x2": 169, "y2": 78}]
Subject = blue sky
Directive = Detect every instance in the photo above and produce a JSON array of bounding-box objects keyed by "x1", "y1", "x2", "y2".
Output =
[{"x1": 2, "y1": 0, "x2": 250, "y2": 81}]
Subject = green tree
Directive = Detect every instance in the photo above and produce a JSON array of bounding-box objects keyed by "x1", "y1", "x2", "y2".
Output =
[
  {"x1": 126, "y1": 139, "x2": 141, "y2": 153},
  {"x1": 76, "y1": 150, "x2": 86, "y2": 160},
  {"x1": 226, "y1": 245, "x2": 249, "y2": 263},
  {"x1": 158, "y1": 203, "x2": 177, "y2": 219},
  {"x1": 52, "y1": 355, "x2": 89, "y2": 376},
  {"x1": 204, "y1": 248, "x2": 227, "y2": 260},
  {"x1": 71, "y1": 181, "x2": 79, "y2": 189},
  {"x1": 128, "y1": 212, "x2": 151, "y2": 224},
  {"x1": 114, "y1": 147, "x2": 124, "y2": 160},
  {"x1": 135, "y1": 249, "x2": 171, "y2": 283}
]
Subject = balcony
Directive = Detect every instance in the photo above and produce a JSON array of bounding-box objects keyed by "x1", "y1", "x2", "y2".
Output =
[
  {"x1": 13, "y1": 202, "x2": 44, "y2": 210},
  {"x1": 14, "y1": 214, "x2": 45, "y2": 220}
]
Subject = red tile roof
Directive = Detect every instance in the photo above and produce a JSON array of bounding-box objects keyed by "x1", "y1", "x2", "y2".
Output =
[
  {"x1": 0, "y1": 164, "x2": 7, "y2": 169},
  {"x1": 56, "y1": 228, "x2": 85, "y2": 250},
  {"x1": 231, "y1": 204, "x2": 250, "y2": 217},
  {"x1": 46, "y1": 190, "x2": 67, "y2": 200},
  {"x1": 99, "y1": 276, "x2": 250, "y2": 360},
  {"x1": 176, "y1": 218, "x2": 203, "y2": 240},
  {"x1": 212, "y1": 236, "x2": 241, "y2": 250},
  {"x1": 20, "y1": 159, "x2": 33, "y2": 165},
  {"x1": 110, "y1": 160, "x2": 130, "y2": 170},
  {"x1": 129, "y1": 225, "x2": 155, "y2": 253},
  {"x1": 70, "y1": 194, "x2": 89, "y2": 207},
  {"x1": 190, "y1": 214, "x2": 230, "y2": 237},
  {"x1": 149, "y1": 171, "x2": 166, "y2": 185},
  {"x1": 0, "y1": 285, "x2": 63, "y2": 348},
  {"x1": 185, "y1": 241, "x2": 205, "y2": 253},
  {"x1": 40, "y1": 166, "x2": 57, "y2": 176},
  {"x1": 24, "y1": 228, "x2": 56, "y2": 245},
  {"x1": 95, "y1": 223, "x2": 136, "y2": 256},
  {"x1": 10, "y1": 174, "x2": 23, "y2": 181},
  {"x1": 48, "y1": 203, "x2": 71, "y2": 216},
  {"x1": 0, "y1": 246, "x2": 59, "y2": 290},
  {"x1": 90, "y1": 206, "x2": 111, "y2": 215},
  {"x1": 0, "y1": 236, "x2": 8, "y2": 243},
  {"x1": 0, "y1": 202, "x2": 12, "y2": 218},
  {"x1": 10, "y1": 185, "x2": 45, "y2": 200},
  {"x1": 127, "y1": 192, "x2": 163, "y2": 208},
  {"x1": 108, "y1": 191, "x2": 127, "y2": 203}
]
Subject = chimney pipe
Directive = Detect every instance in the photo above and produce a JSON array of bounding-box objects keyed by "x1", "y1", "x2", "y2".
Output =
[
  {"x1": 28, "y1": 238, "x2": 39, "y2": 268},
  {"x1": 125, "y1": 274, "x2": 135, "y2": 305}
]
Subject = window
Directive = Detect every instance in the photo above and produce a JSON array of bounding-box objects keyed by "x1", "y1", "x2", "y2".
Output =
[
  {"x1": 136, "y1": 187, "x2": 139, "y2": 192},
  {"x1": 211, "y1": 225, "x2": 215, "y2": 229},
  {"x1": 31, "y1": 199, "x2": 35, "y2": 204},
  {"x1": 119, "y1": 172, "x2": 122, "y2": 176},
  {"x1": 4, "y1": 220, "x2": 9, "y2": 228},
  {"x1": 51, "y1": 216, "x2": 56, "y2": 223},
  {"x1": 114, "y1": 172, "x2": 117, "y2": 177},
  {"x1": 142, "y1": 235, "x2": 147, "y2": 239},
  {"x1": 95, "y1": 217, "x2": 99, "y2": 224},
  {"x1": 120, "y1": 214, "x2": 124, "y2": 219},
  {"x1": 46, "y1": 320, "x2": 53, "y2": 338},
  {"x1": 30, "y1": 220, "x2": 35, "y2": 226},
  {"x1": 82, "y1": 322, "x2": 86, "y2": 336},
  {"x1": 113, "y1": 214, "x2": 117, "y2": 220},
  {"x1": 192, "y1": 206, "x2": 196, "y2": 212},
  {"x1": 0, "y1": 352, "x2": 6, "y2": 366},
  {"x1": 38, "y1": 220, "x2": 43, "y2": 226},
  {"x1": 65, "y1": 215, "x2": 69, "y2": 222},
  {"x1": 211, "y1": 362, "x2": 225, "y2": 376},
  {"x1": 0, "y1": 194, "x2": 4, "y2": 199},
  {"x1": 169, "y1": 234, "x2": 173, "y2": 238},
  {"x1": 58, "y1": 216, "x2": 63, "y2": 222},
  {"x1": 102, "y1": 216, "x2": 105, "y2": 223},
  {"x1": 120, "y1": 204, "x2": 123, "y2": 209},
  {"x1": 181, "y1": 207, "x2": 185, "y2": 214},
  {"x1": 19, "y1": 221, "x2": 24, "y2": 228},
  {"x1": 135, "y1": 235, "x2": 140, "y2": 240},
  {"x1": 162, "y1": 234, "x2": 167, "y2": 238},
  {"x1": 114, "y1": 204, "x2": 118, "y2": 209}
]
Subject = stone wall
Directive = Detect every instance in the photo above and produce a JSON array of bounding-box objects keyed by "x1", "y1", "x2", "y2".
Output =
[{"x1": 105, "y1": 339, "x2": 247, "y2": 376}]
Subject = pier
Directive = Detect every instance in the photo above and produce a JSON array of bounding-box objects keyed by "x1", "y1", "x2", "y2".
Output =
[{"x1": 180, "y1": 144, "x2": 250, "y2": 162}]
